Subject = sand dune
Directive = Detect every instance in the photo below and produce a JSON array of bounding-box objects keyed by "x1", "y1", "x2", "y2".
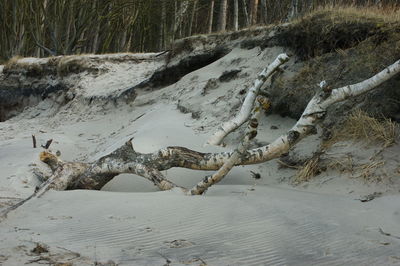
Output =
[{"x1": 1, "y1": 47, "x2": 399, "y2": 265}]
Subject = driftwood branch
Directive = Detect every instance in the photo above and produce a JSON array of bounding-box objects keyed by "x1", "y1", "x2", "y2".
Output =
[
  {"x1": 39, "y1": 58, "x2": 399, "y2": 192},
  {"x1": 207, "y1": 53, "x2": 290, "y2": 145},
  {"x1": 2, "y1": 58, "x2": 399, "y2": 217}
]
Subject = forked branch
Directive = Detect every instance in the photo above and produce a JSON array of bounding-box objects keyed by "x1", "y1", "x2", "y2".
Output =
[
  {"x1": 2, "y1": 58, "x2": 399, "y2": 218},
  {"x1": 40, "y1": 58, "x2": 400, "y2": 193},
  {"x1": 207, "y1": 53, "x2": 290, "y2": 145}
]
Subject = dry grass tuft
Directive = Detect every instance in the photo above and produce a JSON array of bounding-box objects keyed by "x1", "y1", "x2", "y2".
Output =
[
  {"x1": 328, "y1": 156, "x2": 386, "y2": 182},
  {"x1": 329, "y1": 110, "x2": 399, "y2": 148},
  {"x1": 3, "y1": 56, "x2": 48, "y2": 77},
  {"x1": 311, "y1": 5, "x2": 400, "y2": 24},
  {"x1": 57, "y1": 56, "x2": 90, "y2": 77},
  {"x1": 326, "y1": 155, "x2": 355, "y2": 175},
  {"x1": 280, "y1": 7, "x2": 400, "y2": 59},
  {"x1": 357, "y1": 160, "x2": 386, "y2": 182},
  {"x1": 324, "y1": 151, "x2": 392, "y2": 182},
  {"x1": 292, "y1": 156, "x2": 321, "y2": 184},
  {"x1": 3, "y1": 56, "x2": 22, "y2": 69}
]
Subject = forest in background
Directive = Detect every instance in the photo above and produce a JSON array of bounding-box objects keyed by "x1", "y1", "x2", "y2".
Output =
[{"x1": 0, "y1": 0, "x2": 398, "y2": 61}]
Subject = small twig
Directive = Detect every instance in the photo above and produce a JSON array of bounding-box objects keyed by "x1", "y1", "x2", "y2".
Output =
[
  {"x1": 32, "y1": 135, "x2": 37, "y2": 148},
  {"x1": 250, "y1": 171, "x2": 261, "y2": 179},
  {"x1": 41, "y1": 139, "x2": 53, "y2": 149},
  {"x1": 277, "y1": 159, "x2": 301, "y2": 169},
  {"x1": 156, "y1": 252, "x2": 171, "y2": 265},
  {"x1": 320, "y1": 176, "x2": 335, "y2": 185},
  {"x1": 379, "y1": 228, "x2": 400, "y2": 240},
  {"x1": 156, "y1": 50, "x2": 170, "y2": 57},
  {"x1": 0, "y1": 194, "x2": 36, "y2": 220},
  {"x1": 32, "y1": 169, "x2": 49, "y2": 183},
  {"x1": 1, "y1": 173, "x2": 59, "y2": 220},
  {"x1": 0, "y1": 196, "x2": 24, "y2": 200},
  {"x1": 54, "y1": 246, "x2": 81, "y2": 261},
  {"x1": 132, "y1": 113, "x2": 145, "y2": 122}
]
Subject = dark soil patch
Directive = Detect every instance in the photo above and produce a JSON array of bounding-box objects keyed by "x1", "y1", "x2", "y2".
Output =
[
  {"x1": 0, "y1": 83, "x2": 67, "y2": 121},
  {"x1": 261, "y1": 10, "x2": 400, "y2": 129},
  {"x1": 137, "y1": 47, "x2": 229, "y2": 89}
]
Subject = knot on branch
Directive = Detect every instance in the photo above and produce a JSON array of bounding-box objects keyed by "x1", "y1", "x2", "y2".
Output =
[
  {"x1": 247, "y1": 130, "x2": 258, "y2": 140},
  {"x1": 40, "y1": 151, "x2": 62, "y2": 172},
  {"x1": 249, "y1": 118, "x2": 258, "y2": 129},
  {"x1": 287, "y1": 130, "x2": 300, "y2": 145},
  {"x1": 256, "y1": 95, "x2": 271, "y2": 111}
]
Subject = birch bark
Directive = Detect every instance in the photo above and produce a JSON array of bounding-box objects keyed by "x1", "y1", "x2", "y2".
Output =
[
  {"x1": 190, "y1": 96, "x2": 268, "y2": 195},
  {"x1": 208, "y1": 0, "x2": 215, "y2": 33},
  {"x1": 217, "y1": 0, "x2": 228, "y2": 31},
  {"x1": 207, "y1": 53, "x2": 290, "y2": 145},
  {"x1": 234, "y1": 0, "x2": 239, "y2": 31}
]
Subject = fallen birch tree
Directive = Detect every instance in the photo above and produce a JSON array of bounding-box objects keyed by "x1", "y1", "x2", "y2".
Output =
[{"x1": 1, "y1": 56, "x2": 399, "y2": 218}]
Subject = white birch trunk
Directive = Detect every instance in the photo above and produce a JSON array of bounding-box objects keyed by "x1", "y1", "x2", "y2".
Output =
[
  {"x1": 250, "y1": 0, "x2": 259, "y2": 25},
  {"x1": 288, "y1": 0, "x2": 299, "y2": 21},
  {"x1": 241, "y1": 0, "x2": 250, "y2": 27},
  {"x1": 188, "y1": 0, "x2": 198, "y2": 36},
  {"x1": 208, "y1": 0, "x2": 215, "y2": 34},
  {"x1": 173, "y1": 0, "x2": 189, "y2": 39},
  {"x1": 321, "y1": 59, "x2": 400, "y2": 108},
  {"x1": 234, "y1": 0, "x2": 239, "y2": 31},
  {"x1": 159, "y1": 0, "x2": 167, "y2": 50},
  {"x1": 207, "y1": 53, "x2": 290, "y2": 145},
  {"x1": 260, "y1": 0, "x2": 267, "y2": 24},
  {"x1": 217, "y1": 0, "x2": 228, "y2": 32}
]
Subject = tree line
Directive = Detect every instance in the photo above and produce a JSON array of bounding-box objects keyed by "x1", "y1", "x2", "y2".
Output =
[{"x1": 0, "y1": 0, "x2": 397, "y2": 61}]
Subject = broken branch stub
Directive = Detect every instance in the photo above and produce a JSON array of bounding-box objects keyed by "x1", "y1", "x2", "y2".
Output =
[
  {"x1": 32, "y1": 135, "x2": 37, "y2": 148},
  {"x1": 207, "y1": 53, "x2": 290, "y2": 146},
  {"x1": 41, "y1": 139, "x2": 53, "y2": 149}
]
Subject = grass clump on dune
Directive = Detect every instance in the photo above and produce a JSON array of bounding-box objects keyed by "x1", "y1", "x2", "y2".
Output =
[
  {"x1": 3, "y1": 56, "x2": 45, "y2": 77},
  {"x1": 292, "y1": 156, "x2": 321, "y2": 184},
  {"x1": 278, "y1": 7, "x2": 400, "y2": 59},
  {"x1": 330, "y1": 109, "x2": 399, "y2": 148}
]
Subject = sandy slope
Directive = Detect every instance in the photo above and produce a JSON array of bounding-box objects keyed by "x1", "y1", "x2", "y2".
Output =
[{"x1": 0, "y1": 48, "x2": 399, "y2": 265}]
